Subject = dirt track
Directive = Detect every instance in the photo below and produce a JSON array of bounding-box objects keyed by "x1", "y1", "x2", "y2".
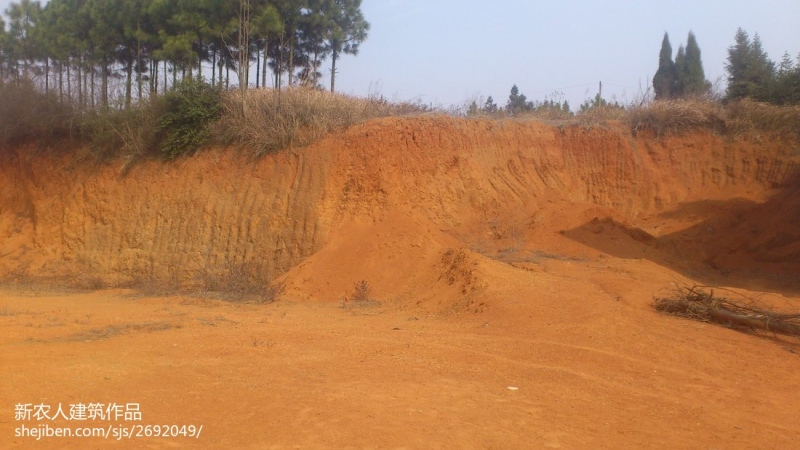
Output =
[{"x1": 1, "y1": 117, "x2": 800, "y2": 448}]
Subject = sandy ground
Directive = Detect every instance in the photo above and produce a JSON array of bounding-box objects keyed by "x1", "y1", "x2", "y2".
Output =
[{"x1": 2, "y1": 250, "x2": 799, "y2": 449}]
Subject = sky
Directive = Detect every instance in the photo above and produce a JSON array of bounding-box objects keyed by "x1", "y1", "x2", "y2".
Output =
[
  {"x1": 2, "y1": 0, "x2": 800, "y2": 110},
  {"x1": 333, "y1": 0, "x2": 800, "y2": 109}
]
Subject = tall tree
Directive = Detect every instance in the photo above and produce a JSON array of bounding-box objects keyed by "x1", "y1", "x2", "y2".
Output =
[
  {"x1": 676, "y1": 31, "x2": 709, "y2": 96},
  {"x1": 5, "y1": 0, "x2": 42, "y2": 82},
  {"x1": 297, "y1": 0, "x2": 330, "y2": 87},
  {"x1": 269, "y1": 0, "x2": 307, "y2": 88},
  {"x1": 652, "y1": 32, "x2": 676, "y2": 99},
  {"x1": 237, "y1": 0, "x2": 251, "y2": 95},
  {"x1": 116, "y1": 0, "x2": 153, "y2": 108},
  {"x1": 673, "y1": 44, "x2": 685, "y2": 97},
  {"x1": 324, "y1": 0, "x2": 369, "y2": 93},
  {"x1": 773, "y1": 51, "x2": 800, "y2": 104},
  {"x1": 249, "y1": 1, "x2": 281, "y2": 88},
  {"x1": 86, "y1": 0, "x2": 123, "y2": 108},
  {"x1": 0, "y1": 15, "x2": 8, "y2": 83},
  {"x1": 725, "y1": 28, "x2": 775, "y2": 101}
]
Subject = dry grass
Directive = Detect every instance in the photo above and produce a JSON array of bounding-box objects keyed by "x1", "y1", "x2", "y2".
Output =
[
  {"x1": 574, "y1": 105, "x2": 629, "y2": 128},
  {"x1": 195, "y1": 261, "x2": 284, "y2": 304},
  {"x1": 725, "y1": 99, "x2": 800, "y2": 138},
  {"x1": 215, "y1": 87, "x2": 432, "y2": 156},
  {"x1": 80, "y1": 99, "x2": 163, "y2": 164},
  {"x1": 628, "y1": 98, "x2": 727, "y2": 136},
  {"x1": 628, "y1": 98, "x2": 800, "y2": 138}
]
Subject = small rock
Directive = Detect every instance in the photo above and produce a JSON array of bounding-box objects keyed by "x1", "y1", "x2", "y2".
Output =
[{"x1": 507, "y1": 386, "x2": 519, "y2": 391}]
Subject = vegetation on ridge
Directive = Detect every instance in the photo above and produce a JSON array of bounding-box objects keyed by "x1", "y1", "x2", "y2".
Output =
[{"x1": 1, "y1": 2, "x2": 800, "y2": 160}]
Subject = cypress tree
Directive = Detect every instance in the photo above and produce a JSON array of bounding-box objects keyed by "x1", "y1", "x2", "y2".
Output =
[
  {"x1": 680, "y1": 31, "x2": 709, "y2": 96},
  {"x1": 674, "y1": 45, "x2": 686, "y2": 96},
  {"x1": 652, "y1": 32, "x2": 676, "y2": 99}
]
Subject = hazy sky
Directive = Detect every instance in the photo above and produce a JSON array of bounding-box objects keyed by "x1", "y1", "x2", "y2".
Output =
[
  {"x1": 3, "y1": 0, "x2": 800, "y2": 109},
  {"x1": 333, "y1": 0, "x2": 800, "y2": 109}
]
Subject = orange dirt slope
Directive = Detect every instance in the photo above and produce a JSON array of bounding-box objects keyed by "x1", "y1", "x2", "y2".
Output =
[{"x1": 1, "y1": 116, "x2": 800, "y2": 448}]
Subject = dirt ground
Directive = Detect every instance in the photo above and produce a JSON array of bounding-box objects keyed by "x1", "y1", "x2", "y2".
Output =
[
  {"x1": 2, "y1": 118, "x2": 800, "y2": 448},
  {"x1": 2, "y1": 249, "x2": 799, "y2": 449}
]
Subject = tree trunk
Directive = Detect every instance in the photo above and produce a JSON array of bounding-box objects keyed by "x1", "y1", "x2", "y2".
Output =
[
  {"x1": 77, "y1": 55, "x2": 83, "y2": 108},
  {"x1": 219, "y1": 53, "x2": 224, "y2": 88},
  {"x1": 198, "y1": 38, "x2": 203, "y2": 81},
  {"x1": 150, "y1": 59, "x2": 156, "y2": 96},
  {"x1": 211, "y1": 48, "x2": 217, "y2": 87},
  {"x1": 90, "y1": 65, "x2": 95, "y2": 108},
  {"x1": 66, "y1": 58, "x2": 71, "y2": 103},
  {"x1": 288, "y1": 37, "x2": 294, "y2": 86},
  {"x1": 255, "y1": 46, "x2": 260, "y2": 88},
  {"x1": 137, "y1": 26, "x2": 143, "y2": 103},
  {"x1": 83, "y1": 56, "x2": 88, "y2": 109},
  {"x1": 58, "y1": 60, "x2": 63, "y2": 103},
  {"x1": 126, "y1": 52, "x2": 133, "y2": 109},
  {"x1": 261, "y1": 45, "x2": 267, "y2": 88},
  {"x1": 330, "y1": 51, "x2": 337, "y2": 93},
  {"x1": 101, "y1": 56, "x2": 109, "y2": 109}
]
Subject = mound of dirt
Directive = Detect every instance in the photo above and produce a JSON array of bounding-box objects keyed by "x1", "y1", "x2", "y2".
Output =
[{"x1": 1, "y1": 116, "x2": 799, "y2": 302}]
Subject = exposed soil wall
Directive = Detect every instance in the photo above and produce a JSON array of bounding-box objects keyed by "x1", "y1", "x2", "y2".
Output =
[{"x1": 1, "y1": 117, "x2": 798, "y2": 293}]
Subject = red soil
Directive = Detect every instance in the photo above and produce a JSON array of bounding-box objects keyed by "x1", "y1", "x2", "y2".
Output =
[{"x1": 1, "y1": 117, "x2": 799, "y2": 448}]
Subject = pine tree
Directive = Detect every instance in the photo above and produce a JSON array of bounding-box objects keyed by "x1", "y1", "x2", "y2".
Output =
[
  {"x1": 652, "y1": 32, "x2": 676, "y2": 99},
  {"x1": 5, "y1": 0, "x2": 42, "y2": 82},
  {"x1": 483, "y1": 96, "x2": 498, "y2": 113},
  {"x1": 725, "y1": 28, "x2": 775, "y2": 101},
  {"x1": 324, "y1": 0, "x2": 369, "y2": 93},
  {"x1": 0, "y1": 16, "x2": 6, "y2": 82},
  {"x1": 774, "y1": 51, "x2": 800, "y2": 104},
  {"x1": 506, "y1": 84, "x2": 532, "y2": 115},
  {"x1": 467, "y1": 100, "x2": 478, "y2": 116}
]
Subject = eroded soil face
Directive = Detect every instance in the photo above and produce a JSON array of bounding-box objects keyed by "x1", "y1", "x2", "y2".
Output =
[{"x1": 2, "y1": 118, "x2": 800, "y2": 448}]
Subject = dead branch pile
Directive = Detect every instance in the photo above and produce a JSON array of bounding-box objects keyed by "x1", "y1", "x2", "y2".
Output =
[{"x1": 653, "y1": 285, "x2": 800, "y2": 337}]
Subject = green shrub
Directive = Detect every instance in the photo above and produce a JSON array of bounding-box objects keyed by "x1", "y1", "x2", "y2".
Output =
[{"x1": 156, "y1": 79, "x2": 221, "y2": 159}]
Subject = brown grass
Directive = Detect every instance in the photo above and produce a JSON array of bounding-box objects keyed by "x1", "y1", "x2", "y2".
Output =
[
  {"x1": 628, "y1": 98, "x2": 800, "y2": 138},
  {"x1": 215, "y1": 87, "x2": 432, "y2": 156},
  {"x1": 725, "y1": 99, "x2": 800, "y2": 138},
  {"x1": 628, "y1": 98, "x2": 727, "y2": 136}
]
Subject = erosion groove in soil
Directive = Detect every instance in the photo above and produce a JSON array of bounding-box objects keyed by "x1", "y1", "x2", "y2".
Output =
[
  {"x1": 3, "y1": 116, "x2": 800, "y2": 449},
  {"x1": 1, "y1": 116, "x2": 799, "y2": 298}
]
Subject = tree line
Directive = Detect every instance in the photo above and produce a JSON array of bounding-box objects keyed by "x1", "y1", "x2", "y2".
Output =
[
  {"x1": 725, "y1": 28, "x2": 800, "y2": 105},
  {"x1": 0, "y1": 0, "x2": 369, "y2": 109},
  {"x1": 653, "y1": 29, "x2": 800, "y2": 105}
]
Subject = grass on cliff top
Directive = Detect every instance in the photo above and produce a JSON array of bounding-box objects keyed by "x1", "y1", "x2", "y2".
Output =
[
  {"x1": 1, "y1": 81, "x2": 799, "y2": 163},
  {"x1": 215, "y1": 87, "x2": 431, "y2": 156}
]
